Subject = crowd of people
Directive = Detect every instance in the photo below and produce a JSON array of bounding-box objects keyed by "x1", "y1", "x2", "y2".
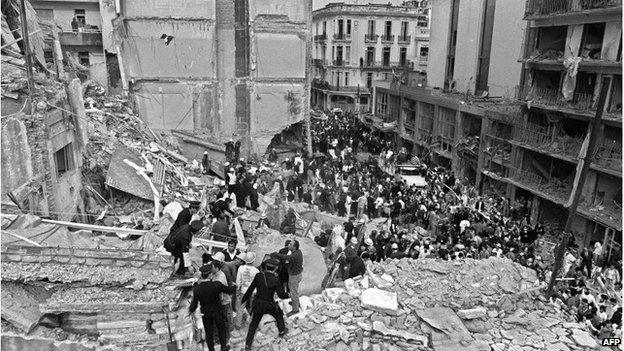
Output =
[{"x1": 160, "y1": 111, "x2": 621, "y2": 351}]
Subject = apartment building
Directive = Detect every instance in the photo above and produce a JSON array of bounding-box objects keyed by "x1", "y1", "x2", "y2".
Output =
[
  {"x1": 373, "y1": 0, "x2": 622, "y2": 253},
  {"x1": 31, "y1": 0, "x2": 116, "y2": 88},
  {"x1": 311, "y1": 2, "x2": 430, "y2": 112}
]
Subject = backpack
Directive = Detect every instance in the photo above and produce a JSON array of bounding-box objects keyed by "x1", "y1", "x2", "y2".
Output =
[{"x1": 163, "y1": 232, "x2": 175, "y2": 253}]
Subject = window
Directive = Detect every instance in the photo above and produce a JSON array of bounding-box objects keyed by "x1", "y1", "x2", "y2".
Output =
[
  {"x1": 347, "y1": 20, "x2": 352, "y2": 35},
  {"x1": 365, "y1": 47, "x2": 375, "y2": 65},
  {"x1": 74, "y1": 9, "x2": 86, "y2": 27},
  {"x1": 417, "y1": 16, "x2": 428, "y2": 27},
  {"x1": 400, "y1": 47, "x2": 407, "y2": 67},
  {"x1": 401, "y1": 21, "x2": 409, "y2": 38},
  {"x1": 345, "y1": 46, "x2": 351, "y2": 63},
  {"x1": 337, "y1": 19, "x2": 344, "y2": 35},
  {"x1": 420, "y1": 46, "x2": 429, "y2": 58},
  {"x1": 336, "y1": 72, "x2": 341, "y2": 86},
  {"x1": 376, "y1": 93, "x2": 388, "y2": 116},
  {"x1": 385, "y1": 21, "x2": 392, "y2": 36},
  {"x1": 78, "y1": 51, "x2": 90, "y2": 66},
  {"x1": 382, "y1": 47, "x2": 391, "y2": 66},
  {"x1": 55, "y1": 143, "x2": 75, "y2": 176},
  {"x1": 367, "y1": 72, "x2": 373, "y2": 88},
  {"x1": 316, "y1": 22, "x2": 319, "y2": 35},
  {"x1": 323, "y1": 21, "x2": 327, "y2": 35},
  {"x1": 367, "y1": 20, "x2": 375, "y2": 35},
  {"x1": 336, "y1": 46, "x2": 343, "y2": 65},
  {"x1": 345, "y1": 72, "x2": 349, "y2": 86}
]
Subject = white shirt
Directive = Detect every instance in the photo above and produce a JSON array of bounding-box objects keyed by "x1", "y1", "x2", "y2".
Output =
[
  {"x1": 459, "y1": 220, "x2": 471, "y2": 233},
  {"x1": 236, "y1": 265, "x2": 260, "y2": 294},
  {"x1": 163, "y1": 201, "x2": 183, "y2": 221}
]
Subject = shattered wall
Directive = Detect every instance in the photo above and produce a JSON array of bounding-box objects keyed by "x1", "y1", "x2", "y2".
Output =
[
  {"x1": 1, "y1": 117, "x2": 34, "y2": 198},
  {"x1": 116, "y1": 0, "x2": 312, "y2": 156},
  {"x1": 451, "y1": 0, "x2": 485, "y2": 94}
]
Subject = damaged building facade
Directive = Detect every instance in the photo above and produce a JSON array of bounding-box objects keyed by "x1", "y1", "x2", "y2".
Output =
[
  {"x1": 311, "y1": 2, "x2": 430, "y2": 112},
  {"x1": 113, "y1": 0, "x2": 312, "y2": 156},
  {"x1": 31, "y1": 0, "x2": 119, "y2": 90},
  {"x1": 372, "y1": 0, "x2": 622, "y2": 251}
]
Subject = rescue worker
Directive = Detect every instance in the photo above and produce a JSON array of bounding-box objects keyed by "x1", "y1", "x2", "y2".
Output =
[
  {"x1": 189, "y1": 262, "x2": 236, "y2": 351},
  {"x1": 165, "y1": 220, "x2": 203, "y2": 276},
  {"x1": 241, "y1": 258, "x2": 288, "y2": 350}
]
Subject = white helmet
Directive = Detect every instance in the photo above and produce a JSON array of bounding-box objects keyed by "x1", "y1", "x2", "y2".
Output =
[{"x1": 213, "y1": 251, "x2": 225, "y2": 262}]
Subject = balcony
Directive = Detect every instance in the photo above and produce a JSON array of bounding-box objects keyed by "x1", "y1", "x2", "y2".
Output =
[
  {"x1": 314, "y1": 34, "x2": 327, "y2": 42},
  {"x1": 333, "y1": 33, "x2": 351, "y2": 41},
  {"x1": 381, "y1": 34, "x2": 395, "y2": 43},
  {"x1": 332, "y1": 59, "x2": 349, "y2": 66},
  {"x1": 524, "y1": 0, "x2": 622, "y2": 18},
  {"x1": 506, "y1": 166, "x2": 572, "y2": 205},
  {"x1": 512, "y1": 123, "x2": 584, "y2": 162},
  {"x1": 516, "y1": 85, "x2": 594, "y2": 112},
  {"x1": 312, "y1": 58, "x2": 327, "y2": 67},
  {"x1": 415, "y1": 28, "x2": 430, "y2": 37},
  {"x1": 398, "y1": 35, "x2": 411, "y2": 44},
  {"x1": 418, "y1": 57, "x2": 428, "y2": 66},
  {"x1": 593, "y1": 139, "x2": 622, "y2": 175},
  {"x1": 365, "y1": 34, "x2": 379, "y2": 43},
  {"x1": 362, "y1": 60, "x2": 405, "y2": 69},
  {"x1": 59, "y1": 30, "x2": 102, "y2": 47}
]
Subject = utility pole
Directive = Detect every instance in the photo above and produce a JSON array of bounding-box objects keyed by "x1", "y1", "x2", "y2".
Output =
[
  {"x1": 20, "y1": 0, "x2": 35, "y2": 112},
  {"x1": 546, "y1": 75, "x2": 612, "y2": 297}
]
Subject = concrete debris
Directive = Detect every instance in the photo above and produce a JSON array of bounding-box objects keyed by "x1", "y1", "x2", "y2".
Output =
[
  {"x1": 360, "y1": 288, "x2": 399, "y2": 315},
  {"x1": 457, "y1": 307, "x2": 487, "y2": 320},
  {"x1": 372, "y1": 320, "x2": 428, "y2": 344}
]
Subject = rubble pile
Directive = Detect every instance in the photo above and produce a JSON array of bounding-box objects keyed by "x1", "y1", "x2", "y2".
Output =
[{"x1": 226, "y1": 257, "x2": 604, "y2": 351}]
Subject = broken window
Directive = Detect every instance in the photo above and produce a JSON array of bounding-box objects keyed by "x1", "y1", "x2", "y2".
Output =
[
  {"x1": 532, "y1": 26, "x2": 567, "y2": 60},
  {"x1": 572, "y1": 71, "x2": 596, "y2": 109},
  {"x1": 376, "y1": 92, "x2": 388, "y2": 117},
  {"x1": 78, "y1": 51, "x2": 90, "y2": 66},
  {"x1": 418, "y1": 102, "x2": 434, "y2": 144},
  {"x1": 580, "y1": 23, "x2": 605, "y2": 60},
  {"x1": 382, "y1": 47, "x2": 390, "y2": 66},
  {"x1": 55, "y1": 143, "x2": 75, "y2": 176},
  {"x1": 74, "y1": 9, "x2": 86, "y2": 27},
  {"x1": 438, "y1": 107, "x2": 456, "y2": 153},
  {"x1": 527, "y1": 69, "x2": 562, "y2": 102}
]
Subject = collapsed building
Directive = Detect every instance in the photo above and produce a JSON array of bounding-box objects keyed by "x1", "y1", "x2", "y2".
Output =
[{"x1": 112, "y1": 0, "x2": 313, "y2": 157}]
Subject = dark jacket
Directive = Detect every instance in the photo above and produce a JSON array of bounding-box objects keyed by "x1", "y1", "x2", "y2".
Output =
[
  {"x1": 347, "y1": 256, "x2": 366, "y2": 278},
  {"x1": 170, "y1": 207, "x2": 191, "y2": 234},
  {"x1": 273, "y1": 249, "x2": 303, "y2": 276},
  {"x1": 189, "y1": 280, "x2": 236, "y2": 314},
  {"x1": 171, "y1": 224, "x2": 194, "y2": 253},
  {"x1": 241, "y1": 271, "x2": 289, "y2": 305}
]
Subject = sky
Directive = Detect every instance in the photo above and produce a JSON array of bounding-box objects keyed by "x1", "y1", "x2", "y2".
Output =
[{"x1": 313, "y1": 0, "x2": 407, "y2": 10}]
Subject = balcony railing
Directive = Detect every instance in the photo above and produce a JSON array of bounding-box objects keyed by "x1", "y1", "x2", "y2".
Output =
[
  {"x1": 365, "y1": 34, "x2": 379, "y2": 43},
  {"x1": 312, "y1": 58, "x2": 326, "y2": 66},
  {"x1": 314, "y1": 34, "x2": 327, "y2": 41},
  {"x1": 333, "y1": 33, "x2": 351, "y2": 41},
  {"x1": 524, "y1": 0, "x2": 622, "y2": 17},
  {"x1": 593, "y1": 139, "x2": 622, "y2": 173},
  {"x1": 415, "y1": 28, "x2": 430, "y2": 37},
  {"x1": 398, "y1": 35, "x2": 411, "y2": 43},
  {"x1": 507, "y1": 166, "x2": 572, "y2": 204},
  {"x1": 418, "y1": 57, "x2": 428, "y2": 66},
  {"x1": 59, "y1": 30, "x2": 103, "y2": 47},
  {"x1": 381, "y1": 34, "x2": 395, "y2": 43},
  {"x1": 332, "y1": 59, "x2": 348, "y2": 66},
  {"x1": 513, "y1": 123, "x2": 583, "y2": 160},
  {"x1": 516, "y1": 85, "x2": 595, "y2": 112},
  {"x1": 362, "y1": 60, "x2": 405, "y2": 68}
]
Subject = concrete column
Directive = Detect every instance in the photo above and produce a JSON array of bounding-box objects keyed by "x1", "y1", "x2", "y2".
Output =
[
  {"x1": 476, "y1": 116, "x2": 491, "y2": 192},
  {"x1": 451, "y1": 109, "x2": 462, "y2": 176},
  {"x1": 65, "y1": 78, "x2": 88, "y2": 152}
]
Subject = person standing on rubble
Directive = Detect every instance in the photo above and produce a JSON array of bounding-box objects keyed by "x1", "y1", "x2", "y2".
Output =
[
  {"x1": 241, "y1": 258, "x2": 289, "y2": 351},
  {"x1": 202, "y1": 151, "x2": 211, "y2": 175},
  {"x1": 170, "y1": 200, "x2": 201, "y2": 235},
  {"x1": 166, "y1": 220, "x2": 204, "y2": 276},
  {"x1": 189, "y1": 262, "x2": 236, "y2": 351},
  {"x1": 271, "y1": 239, "x2": 303, "y2": 317}
]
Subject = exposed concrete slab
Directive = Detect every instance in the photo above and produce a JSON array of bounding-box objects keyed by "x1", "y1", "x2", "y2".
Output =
[
  {"x1": 254, "y1": 33, "x2": 306, "y2": 78},
  {"x1": 1, "y1": 282, "x2": 47, "y2": 333}
]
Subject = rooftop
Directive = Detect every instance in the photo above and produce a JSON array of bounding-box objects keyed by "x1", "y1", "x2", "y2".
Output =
[{"x1": 313, "y1": 2, "x2": 427, "y2": 19}]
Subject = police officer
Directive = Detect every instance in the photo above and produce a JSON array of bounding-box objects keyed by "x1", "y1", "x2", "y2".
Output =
[
  {"x1": 241, "y1": 258, "x2": 288, "y2": 350},
  {"x1": 189, "y1": 263, "x2": 236, "y2": 351}
]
